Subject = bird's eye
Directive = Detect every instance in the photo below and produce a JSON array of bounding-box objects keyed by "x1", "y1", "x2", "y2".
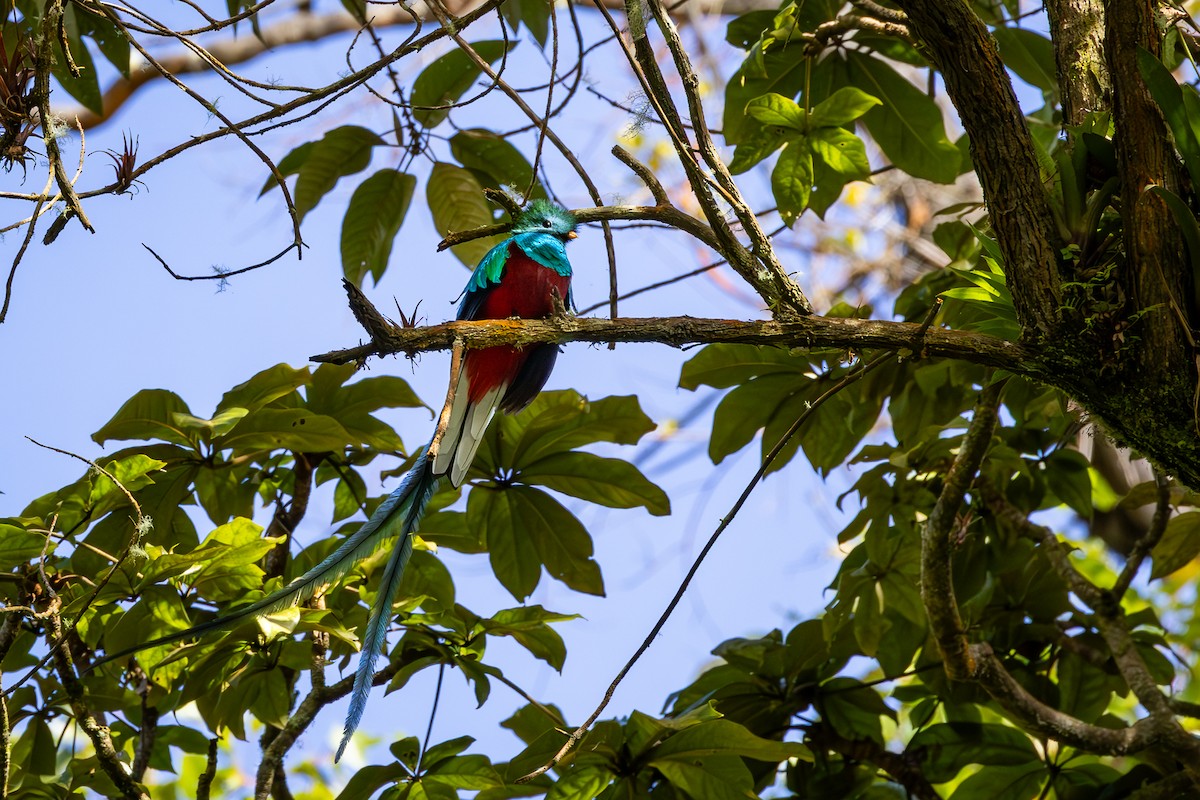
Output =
[{"x1": 542, "y1": 219, "x2": 552, "y2": 228}]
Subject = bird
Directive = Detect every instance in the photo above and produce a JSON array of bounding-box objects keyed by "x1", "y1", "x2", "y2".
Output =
[{"x1": 90, "y1": 199, "x2": 580, "y2": 761}]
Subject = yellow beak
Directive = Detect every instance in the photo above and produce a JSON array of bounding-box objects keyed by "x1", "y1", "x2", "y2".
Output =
[{"x1": 566, "y1": 231, "x2": 578, "y2": 240}]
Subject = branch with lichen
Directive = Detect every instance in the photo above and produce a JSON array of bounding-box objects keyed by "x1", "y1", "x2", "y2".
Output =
[
  {"x1": 921, "y1": 380, "x2": 1003, "y2": 678},
  {"x1": 924, "y1": 401, "x2": 1200, "y2": 768},
  {"x1": 312, "y1": 282, "x2": 1027, "y2": 371},
  {"x1": 34, "y1": 0, "x2": 92, "y2": 233},
  {"x1": 49, "y1": 614, "x2": 150, "y2": 800}
]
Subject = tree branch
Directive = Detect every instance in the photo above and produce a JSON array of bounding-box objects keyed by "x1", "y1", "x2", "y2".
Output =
[
  {"x1": 921, "y1": 381, "x2": 1003, "y2": 678},
  {"x1": 60, "y1": 0, "x2": 783, "y2": 129},
  {"x1": 1045, "y1": 0, "x2": 1110, "y2": 124},
  {"x1": 311, "y1": 313, "x2": 1029, "y2": 372},
  {"x1": 893, "y1": 0, "x2": 1064, "y2": 335},
  {"x1": 49, "y1": 615, "x2": 150, "y2": 800},
  {"x1": 809, "y1": 724, "x2": 940, "y2": 800},
  {"x1": 437, "y1": 204, "x2": 723, "y2": 255}
]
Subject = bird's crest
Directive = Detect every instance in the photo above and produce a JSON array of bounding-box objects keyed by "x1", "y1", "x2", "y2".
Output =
[{"x1": 512, "y1": 199, "x2": 578, "y2": 239}]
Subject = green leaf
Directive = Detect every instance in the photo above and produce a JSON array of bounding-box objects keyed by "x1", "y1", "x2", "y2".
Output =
[
  {"x1": 336, "y1": 764, "x2": 408, "y2": 800},
  {"x1": 1138, "y1": 47, "x2": 1200, "y2": 188},
  {"x1": 93, "y1": 389, "x2": 194, "y2": 446},
  {"x1": 808, "y1": 87, "x2": 881, "y2": 128},
  {"x1": 910, "y1": 722, "x2": 1040, "y2": 783},
  {"x1": 649, "y1": 718, "x2": 808, "y2": 762},
  {"x1": 52, "y1": 7, "x2": 103, "y2": 114},
  {"x1": 728, "y1": 123, "x2": 790, "y2": 174},
  {"x1": 482, "y1": 606, "x2": 578, "y2": 670},
  {"x1": 424, "y1": 754, "x2": 502, "y2": 790},
  {"x1": 520, "y1": 452, "x2": 670, "y2": 515},
  {"x1": 427, "y1": 162, "x2": 505, "y2": 267},
  {"x1": 707, "y1": 374, "x2": 801, "y2": 464},
  {"x1": 260, "y1": 140, "x2": 315, "y2": 197},
  {"x1": 341, "y1": 169, "x2": 416, "y2": 286},
  {"x1": 1150, "y1": 511, "x2": 1200, "y2": 580},
  {"x1": 1057, "y1": 650, "x2": 1111, "y2": 723},
  {"x1": 470, "y1": 486, "x2": 541, "y2": 601},
  {"x1": 725, "y1": 10, "x2": 775, "y2": 49},
  {"x1": 421, "y1": 736, "x2": 475, "y2": 767},
  {"x1": 0, "y1": 524, "x2": 49, "y2": 569},
  {"x1": 949, "y1": 763, "x2": 1045, "y2": 800},
  {"x1": 547, "y1": 767, "x2": 613, "y2": 800},
  {"x1": 216, "y1": 363, "x2": 310, "y2": 416},
  {"x1": 340, "y1": 0, "x2": 367, "y2": 22},
  {"x1": 991, "y1": 27, "x2": 1057, "y2": 95},
  {"x1": 818, "y1": 677, "x2": 895, "y2": 745},
  {"x1": 215, "y1": 408, "x2": 354, "y2": 453},
  {"x1": 496, "y1": 391, "x2": 657, "y2": 470},
  {"x1": 305, "y1": 363, "x2": 421, "y2": 450},
  {"x1": 516, "y1": 487, "x2": 603, "y2": 597},
  {"x1": 745, "y1": 92, "x2": 807, "y2": 130},
  {"x1": 20, "y1": 718, "x2": 58, "y2": 775},
  {"x1": 471, "y1": 484, "x2": 604, "y2": 600},
  {"x1": 809, "y1": 126, "x2": 871, "y2": 180},
  {"x1": 1044, "y1": 448, "x2": 1093, "y2": 519},
  {"x1": 294, "y1": 126, "x2": 384, "y2": 222},
  {"x1": 172, "y1": 408, "x2": 249, "y2": 440},
  {"x1": 773, "y1": 138, "x2": 813, "y2": 225},
  {"x1": 679, "y1": 344, "x2": 801, "y2": 390},
  {"x1": 722, "y1": 14, "x2": 842, "y2": 144},
  {"x1": 846, "y1": 52, "x2": 960, "y2": 183},
  {"x1": 451, "y1": 129, "x2": 544, "y2": 199},
  {"x1": 75, "y1": 6, "x2": 130, "y2": 78},
  {"x1": 653, "y1": 756, "x2": 756, "y2": 800},
  {"x1": 412, "y1": 41, "x2": 513, "y2": 127}
]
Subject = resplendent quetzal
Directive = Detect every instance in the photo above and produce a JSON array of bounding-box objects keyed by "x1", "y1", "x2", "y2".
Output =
[{"x1": 92, "y1": 199, "x2": 580, "y2": 760}]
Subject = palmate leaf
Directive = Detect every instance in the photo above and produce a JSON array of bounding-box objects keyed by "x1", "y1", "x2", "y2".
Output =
[
  {"x1": 478, "y1": 390, "x2": 658, "y2": 470},
  {"x1": 684, "y1": 344, "x2": 885, "y2": 475},
  {"x1": 909, "y1": 722, "x2": 1040, "y2": 783},
  {"x1": 722, "y1": 1, "x2": 842, "y2": 143},
  {"x1": 469, "y1": 485, "x2": 603, "y2": 601}
]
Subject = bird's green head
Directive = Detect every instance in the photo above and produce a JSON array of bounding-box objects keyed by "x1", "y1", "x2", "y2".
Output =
[{"x1": 512, "y1": 199, "x2": 578, "y2": 242}]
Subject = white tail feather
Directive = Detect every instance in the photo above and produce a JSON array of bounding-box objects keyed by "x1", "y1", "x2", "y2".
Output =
[
  {"x1": 431, "y1": 368, "x2": 470, "y2": 479},
  {"x1": 451, "y1": 384, "x2": 505, "y2": 485}
]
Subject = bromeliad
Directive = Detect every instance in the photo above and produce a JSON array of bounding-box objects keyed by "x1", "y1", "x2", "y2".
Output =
[{"x1": 92, "y1": 199, "x2": 580, "y2": 760}]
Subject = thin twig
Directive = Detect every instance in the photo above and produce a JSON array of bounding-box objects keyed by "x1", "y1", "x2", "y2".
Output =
[
  {"x1": 416, "y1": 662, "x2": 447, "y2": 774},
  {"x1": 35, "y1": 0, "x2": 92, "y2": 233},
  {"x1": 142, "y1": 242, "x2": 301, "y2": 282},
  {"x1": 1113, "y1": 471, "x2": 1172, "y2": 599},
  {"x1": 196, "y1": 738, "x2": 219, "y2": 800}
]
